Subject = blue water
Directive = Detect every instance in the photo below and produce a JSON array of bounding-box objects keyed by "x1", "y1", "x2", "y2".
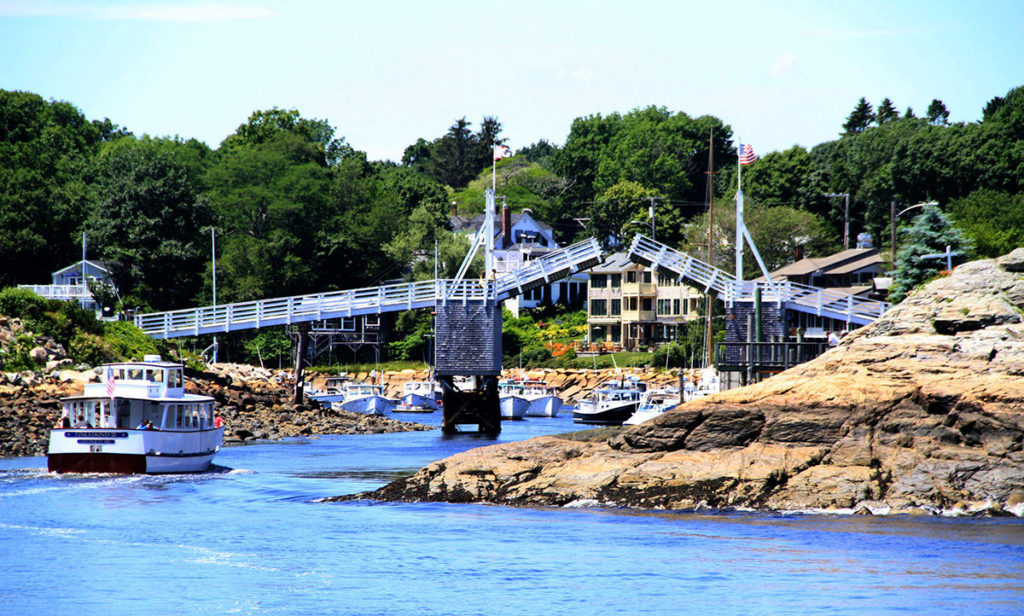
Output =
[{"x1": 2, "y1": 411, "x2": 1023, "y2": 616}]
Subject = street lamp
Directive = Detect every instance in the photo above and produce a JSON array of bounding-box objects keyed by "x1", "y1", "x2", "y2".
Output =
[
  {"x1": 824, "y1": 193, "x2": 850, "y2": 249},
  {"x1": 628, "y1": 219, "x2": 655, "y2": 241},
  {"x1": 890, "y1": 200, "x2": 938, "y2": 265}
]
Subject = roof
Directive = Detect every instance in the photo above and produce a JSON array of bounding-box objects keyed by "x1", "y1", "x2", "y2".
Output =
[
  {"x1": 450, "y1": 211, "x2": 554, "y2": 234},
  {"x1": 589, "y1": 252, "x2": 638, "y2": 273},
  {"x1": 767, "y1": 248, "x2": 883, "y2": 279},
  {"x1": 52, "y1": 259, "x2": 116, "y2": 277}
]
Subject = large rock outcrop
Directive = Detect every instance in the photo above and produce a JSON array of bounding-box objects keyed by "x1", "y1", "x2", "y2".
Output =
[{"x1": 342, "y1": 250, "x2": 1024, "y2": 516}]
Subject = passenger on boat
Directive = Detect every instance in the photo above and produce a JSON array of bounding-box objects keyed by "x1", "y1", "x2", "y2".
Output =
[
  {"x1": 137, "y1": 419, "x2": 154, "y2": 430},
  {"x1": 55, "y1": 414, "x2": 71, "y2": 429},
  {"x1": 73, "y1": 415, "x2": 91, "y2": 428},
  {"x1": 214, "y1": 412, "x2": 225, "y2": 428}
]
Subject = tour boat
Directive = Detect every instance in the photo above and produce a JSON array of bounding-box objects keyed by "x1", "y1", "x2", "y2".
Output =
[
  {"x1": 521, "y1": 379, "x2": 563, "y2": 417},
  {"x1": 624, "y1": 387, "x2": 681, "y2": 425},
  {"x1": 572, "y1": 376, "x2": 647, "y2": 425},
  {"x1": 498, "y1": 379, "x2": 529, "y2": 420},
  {"x1": 47, "y1": 356, "x2": 225, "y2": 474},
  {"x1": 338, "y1": 382, "x2": 395, "y2": 415}
]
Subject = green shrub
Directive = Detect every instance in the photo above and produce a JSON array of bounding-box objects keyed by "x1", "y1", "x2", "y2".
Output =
[{"x1": 69, "y1": 332, "x2": 116, "y2": 366}]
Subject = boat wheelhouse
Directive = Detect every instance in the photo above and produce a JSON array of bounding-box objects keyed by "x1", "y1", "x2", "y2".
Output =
[
  {"x1": 47, "y1": 356, "x2": 224, "y2": 474},
  {"x1": 572, "y1": 376, "x2": 647, "y2": 425}
]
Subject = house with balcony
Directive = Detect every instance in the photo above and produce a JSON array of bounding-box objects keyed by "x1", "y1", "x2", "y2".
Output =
[
  {"x1": 18, "y1": 259, "x2": 118, "y2": 314},
  {"x1": 586, "y1": 253, "x2": 704, "y2": 351},
  {"x1": 451, "y1": 205, "x2": 587, "y2": 315}
]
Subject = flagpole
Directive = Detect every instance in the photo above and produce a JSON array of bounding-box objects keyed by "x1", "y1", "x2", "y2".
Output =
[{"x1": 736, "y1": 141, "x2": 744, "y2": 282}]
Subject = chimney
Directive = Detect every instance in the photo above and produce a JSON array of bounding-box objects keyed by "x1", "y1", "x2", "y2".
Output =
[
  {"x1": 794, "y1": 245, "x2": 805, "y2": 261},
  {"x1": 502, "y1": 205, "x2": 512, "y2": 249}
]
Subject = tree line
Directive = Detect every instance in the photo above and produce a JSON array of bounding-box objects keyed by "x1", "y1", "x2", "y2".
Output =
[{"x1": 2, "y1": 85, "x2": 1023, "y2": 358}]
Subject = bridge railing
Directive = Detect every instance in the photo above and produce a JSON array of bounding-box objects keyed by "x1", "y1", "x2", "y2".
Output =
[{"x1": 495, "y1": 237, "x2": 602, "y2": 298}]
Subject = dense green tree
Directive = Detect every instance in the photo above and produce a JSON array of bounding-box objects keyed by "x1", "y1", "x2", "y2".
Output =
[
  {"x1": 842, "y1": 97, "x2": 875, "y2": 135},
  {"x1": 588, "y1": 181, "x2": 664, "y2": 249},
  {"x1": 403, "y1": 117, "x2": 505, "y2": 189},
  {"x1": 517, "y1": 139, "x2": 559, "y2": 168},
  {"x1": 948, "y1": 189, "x2": 1024, "y2": 258},
  {"x1": 0, "y1": 90, "x2": 102, "y2": 287},
  {"x1": 877, "y1": 98, "x2": 900, "y2": 124},
  {"x1": 85, "y1": 136, "x2": 213, "y2": 310},
  {"x1": 889, "y1": 206, "x2": 972, "y2": 302}
]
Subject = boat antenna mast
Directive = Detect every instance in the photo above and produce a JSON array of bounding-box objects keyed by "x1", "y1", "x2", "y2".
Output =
[{"x1": 704, "y1": 128, "x2": 715, "y2": 367}]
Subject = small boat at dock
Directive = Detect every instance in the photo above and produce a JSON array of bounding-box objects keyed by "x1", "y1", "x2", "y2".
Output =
[
  {"x1": 47, "y1": 355, "x2": 225, "y2": 474},
  {"x1": 572, "y1": 376, "x2": 647, "y2": 425},
  {"x1": 624, "y1": 387, "x2": 681, "y2": 425}
]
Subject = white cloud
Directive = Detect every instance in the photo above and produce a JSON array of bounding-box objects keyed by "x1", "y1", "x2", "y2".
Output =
[
  {"x1": 572, "y1": 66, "x2": 593, "y2": 82},
  {"x1": 770, "y1": 51, "x2": 796, "y2": 77},
  {"x1": 0, "y1": 1, "x2": 274, "y2": 22}
]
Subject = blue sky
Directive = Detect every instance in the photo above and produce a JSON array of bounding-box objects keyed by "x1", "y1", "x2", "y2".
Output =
[{"x1": 2, "y1": 0, "x2": 1022, "y2": 162}]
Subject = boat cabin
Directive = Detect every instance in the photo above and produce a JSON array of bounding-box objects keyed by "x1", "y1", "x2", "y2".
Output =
[{"x1": 60, "y1": 355, "x2": 214, "y2": 431}]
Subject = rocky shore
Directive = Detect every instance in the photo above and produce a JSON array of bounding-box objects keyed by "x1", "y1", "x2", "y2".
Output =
[
  {"x1": 339, "y1": 250, "x2": 1024, "y2": 516},
  {"x1": 0, "y1": 362, "x2": 431, "y2": 459}
]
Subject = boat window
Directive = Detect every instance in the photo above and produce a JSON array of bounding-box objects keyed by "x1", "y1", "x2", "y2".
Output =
[
  {"x1": 128, "y1": 368, "x2": 143, "y2": 380},
  {"x1": 150, "y1": 369, "x2": 164, "y2": 383}
]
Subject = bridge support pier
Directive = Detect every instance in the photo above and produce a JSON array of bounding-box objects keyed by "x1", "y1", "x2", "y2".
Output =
[
  {"x1": 294, "y1": 323, "x2": 309, "y2": 404},
  {"x1": 438, "y1": 375, "x2": 500, "y2": 436}
]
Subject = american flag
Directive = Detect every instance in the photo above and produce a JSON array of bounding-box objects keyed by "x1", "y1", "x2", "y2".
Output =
[
  {"x1": 106, "y1": 366, "x2": 116, "y2": 399},
  {"x1": 493, "y1": 144, "x2": 510, "y2": 161},
  {"x1": 739, "y1": 143, "x2": 757, "y2": 165}
]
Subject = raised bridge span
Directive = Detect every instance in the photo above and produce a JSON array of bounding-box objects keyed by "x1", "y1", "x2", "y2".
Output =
[{"x1": 627, "y1": 234, "x2": 889, "y2": 326}]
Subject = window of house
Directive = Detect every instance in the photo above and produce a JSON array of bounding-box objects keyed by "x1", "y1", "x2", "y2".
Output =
[
  {"x1": 611, "y1": 326, "x2": 621, "y2": 343},
  {"x1": 591, "y1": 274, "x2": 607, "y2": 288},
  {"x1": 675, "y1": 299, "x2": 682, "y2": 315},
  {"x1": 611, "y1": 299, "x2": 621, "y2": 316},
  {"x1": 642, "y1": 271, "x2": 652, "y2": 284},
  {"x1": 642, "y1": 298, "x2": 652, "y2": 311},
  {"x1": 626, "y1": 271, "x2": 638, "y2": 283},
  {"x1": 610, "y1": 274, "x2": 621, "y2": 288},
  {"x1": 657, "y1": 299, "x2": 672, "y2": 315},
  {"x1": 590, "y1": 299, "x2": 607, "y2": 316},
  {"x1": 627, "y1": 297, "x2": 638, "y2": 311}
]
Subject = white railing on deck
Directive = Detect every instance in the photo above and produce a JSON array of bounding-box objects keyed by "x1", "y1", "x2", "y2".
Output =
[
  {"x1": 134, "y1": 238, "x2": 603, "y2": 339},
  {"x1": 17, "y1": 284, "x2": 93, "y2": 301},
  {"x1": 628, "y1": 234, "x2": 889, "y2": 326}
]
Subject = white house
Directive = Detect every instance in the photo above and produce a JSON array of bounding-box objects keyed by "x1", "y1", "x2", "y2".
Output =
[
  {"x1": 451, "y1": 206, "x2": 588, "y2": 315},
  {"x1": 18, "y1": 260, "x2": 118, "y2": 313}
]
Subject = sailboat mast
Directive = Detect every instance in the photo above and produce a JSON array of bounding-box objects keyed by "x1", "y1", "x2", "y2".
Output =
[{"x1": 705, "y1": 129, "x2": 715, "y2": 366}]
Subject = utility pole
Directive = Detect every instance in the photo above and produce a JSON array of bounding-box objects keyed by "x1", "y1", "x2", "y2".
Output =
[
  {"x1": 825, "y1": 193, "x2": 850, "y2": 249},
  {"x1": 705, "y1": 129, "x2": 715, "y2": 366}
]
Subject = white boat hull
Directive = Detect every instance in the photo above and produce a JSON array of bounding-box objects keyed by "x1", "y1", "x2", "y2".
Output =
[
  {"x1": 47, "y1": 427, "x2": 225, "y2": 474},
  {"x1": 524, "y1": 395, "x2": 562, "y2": 417},
  {"x1": 500, "y1": 396, "x2": 529, "y2": 420},
  {"x1": 400, "y1": 392, "x2": 439, "y2": 410},
  {"x1": 340, "y1": 395, "x2": 393, "y2": 415}
]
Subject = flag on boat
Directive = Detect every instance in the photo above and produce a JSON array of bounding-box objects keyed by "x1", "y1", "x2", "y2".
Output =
[
  {"x1": 106, "y1": 366, "x2": 116, "y2": 398},
  {"x1": 739, "y1": 143, "x2": 757, "y2": 165},
  {"x1": 493, "y1": 144, "x2": 511, "y2": 161}
]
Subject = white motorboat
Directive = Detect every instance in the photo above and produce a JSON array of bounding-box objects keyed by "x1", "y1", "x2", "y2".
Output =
[
  {"x1": 399, "y1": 379, "x2": 442, "y2": 410},
  {"x1": 498, "y1": 380, "x2": 529, "y2": 420},
  {"x1": 521, "y1": 379, "x2": 563, "y2": 417},
  {"x1": 338, "y1": 382, "x2": 395, "y2": 415},
  {"x1": 307, "y1": 374, "x2": 353, "y2": 407},
  {"x1": 624, "y1": 387, "x2": 681, "y2": 425},
  {"x1": 572, "y1": 376, "x2": 647, "y2": 425},
  {"x1": 683, "y1": 367, "x2": 721, "y2": 402},
  {"x1": 47, "y1": 355, "x2": 225, "y2": 474}
]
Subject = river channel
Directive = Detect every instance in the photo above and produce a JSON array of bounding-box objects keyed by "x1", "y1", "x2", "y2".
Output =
[{"x1": 1, "y1": 411, "x2": 1022, "y2": 615}]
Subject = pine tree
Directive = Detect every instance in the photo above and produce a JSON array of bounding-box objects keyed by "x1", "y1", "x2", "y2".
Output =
[
  {"x1": 926, "y1": 99, "x2": 950, "y2": 125},
  {"x1": 877, "y1": 98, "x2": 900, "y2": 124},
  {"x1": 889, "y1": 206, "x2": 972, "y2": 302},
  {"x1": 842, "y1": 97, "x2": 875, "y2": 135}
]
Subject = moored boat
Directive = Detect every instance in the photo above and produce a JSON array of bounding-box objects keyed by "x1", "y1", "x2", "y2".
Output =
[
  {"x1": 307, "y1": 374, "x2": 353, "y2": 407},
  {"x1": 521, "y1": 379, "x2": 563, "y2": 417},
  {"x1": 498, "y1": 380, "x2": 529, "y2": 420},
  {"x1": 338, "y1": 382, "x2": 395, "y2": 415},
  {"x1": 624, "y1": 387, "x2": 681, "y2": 425},
  {"x1": 400, "y1": 379, "x2": 442, "y2": 410},
  {"x1": 47, "y1": 355, "x2": 225, "y2": 474},
  {"x1": 683, "y1": 367, "x2": 721, "y2": 402},
  {"x1": 572, "y1": 376, "x2": 647, "y2": 425}
]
